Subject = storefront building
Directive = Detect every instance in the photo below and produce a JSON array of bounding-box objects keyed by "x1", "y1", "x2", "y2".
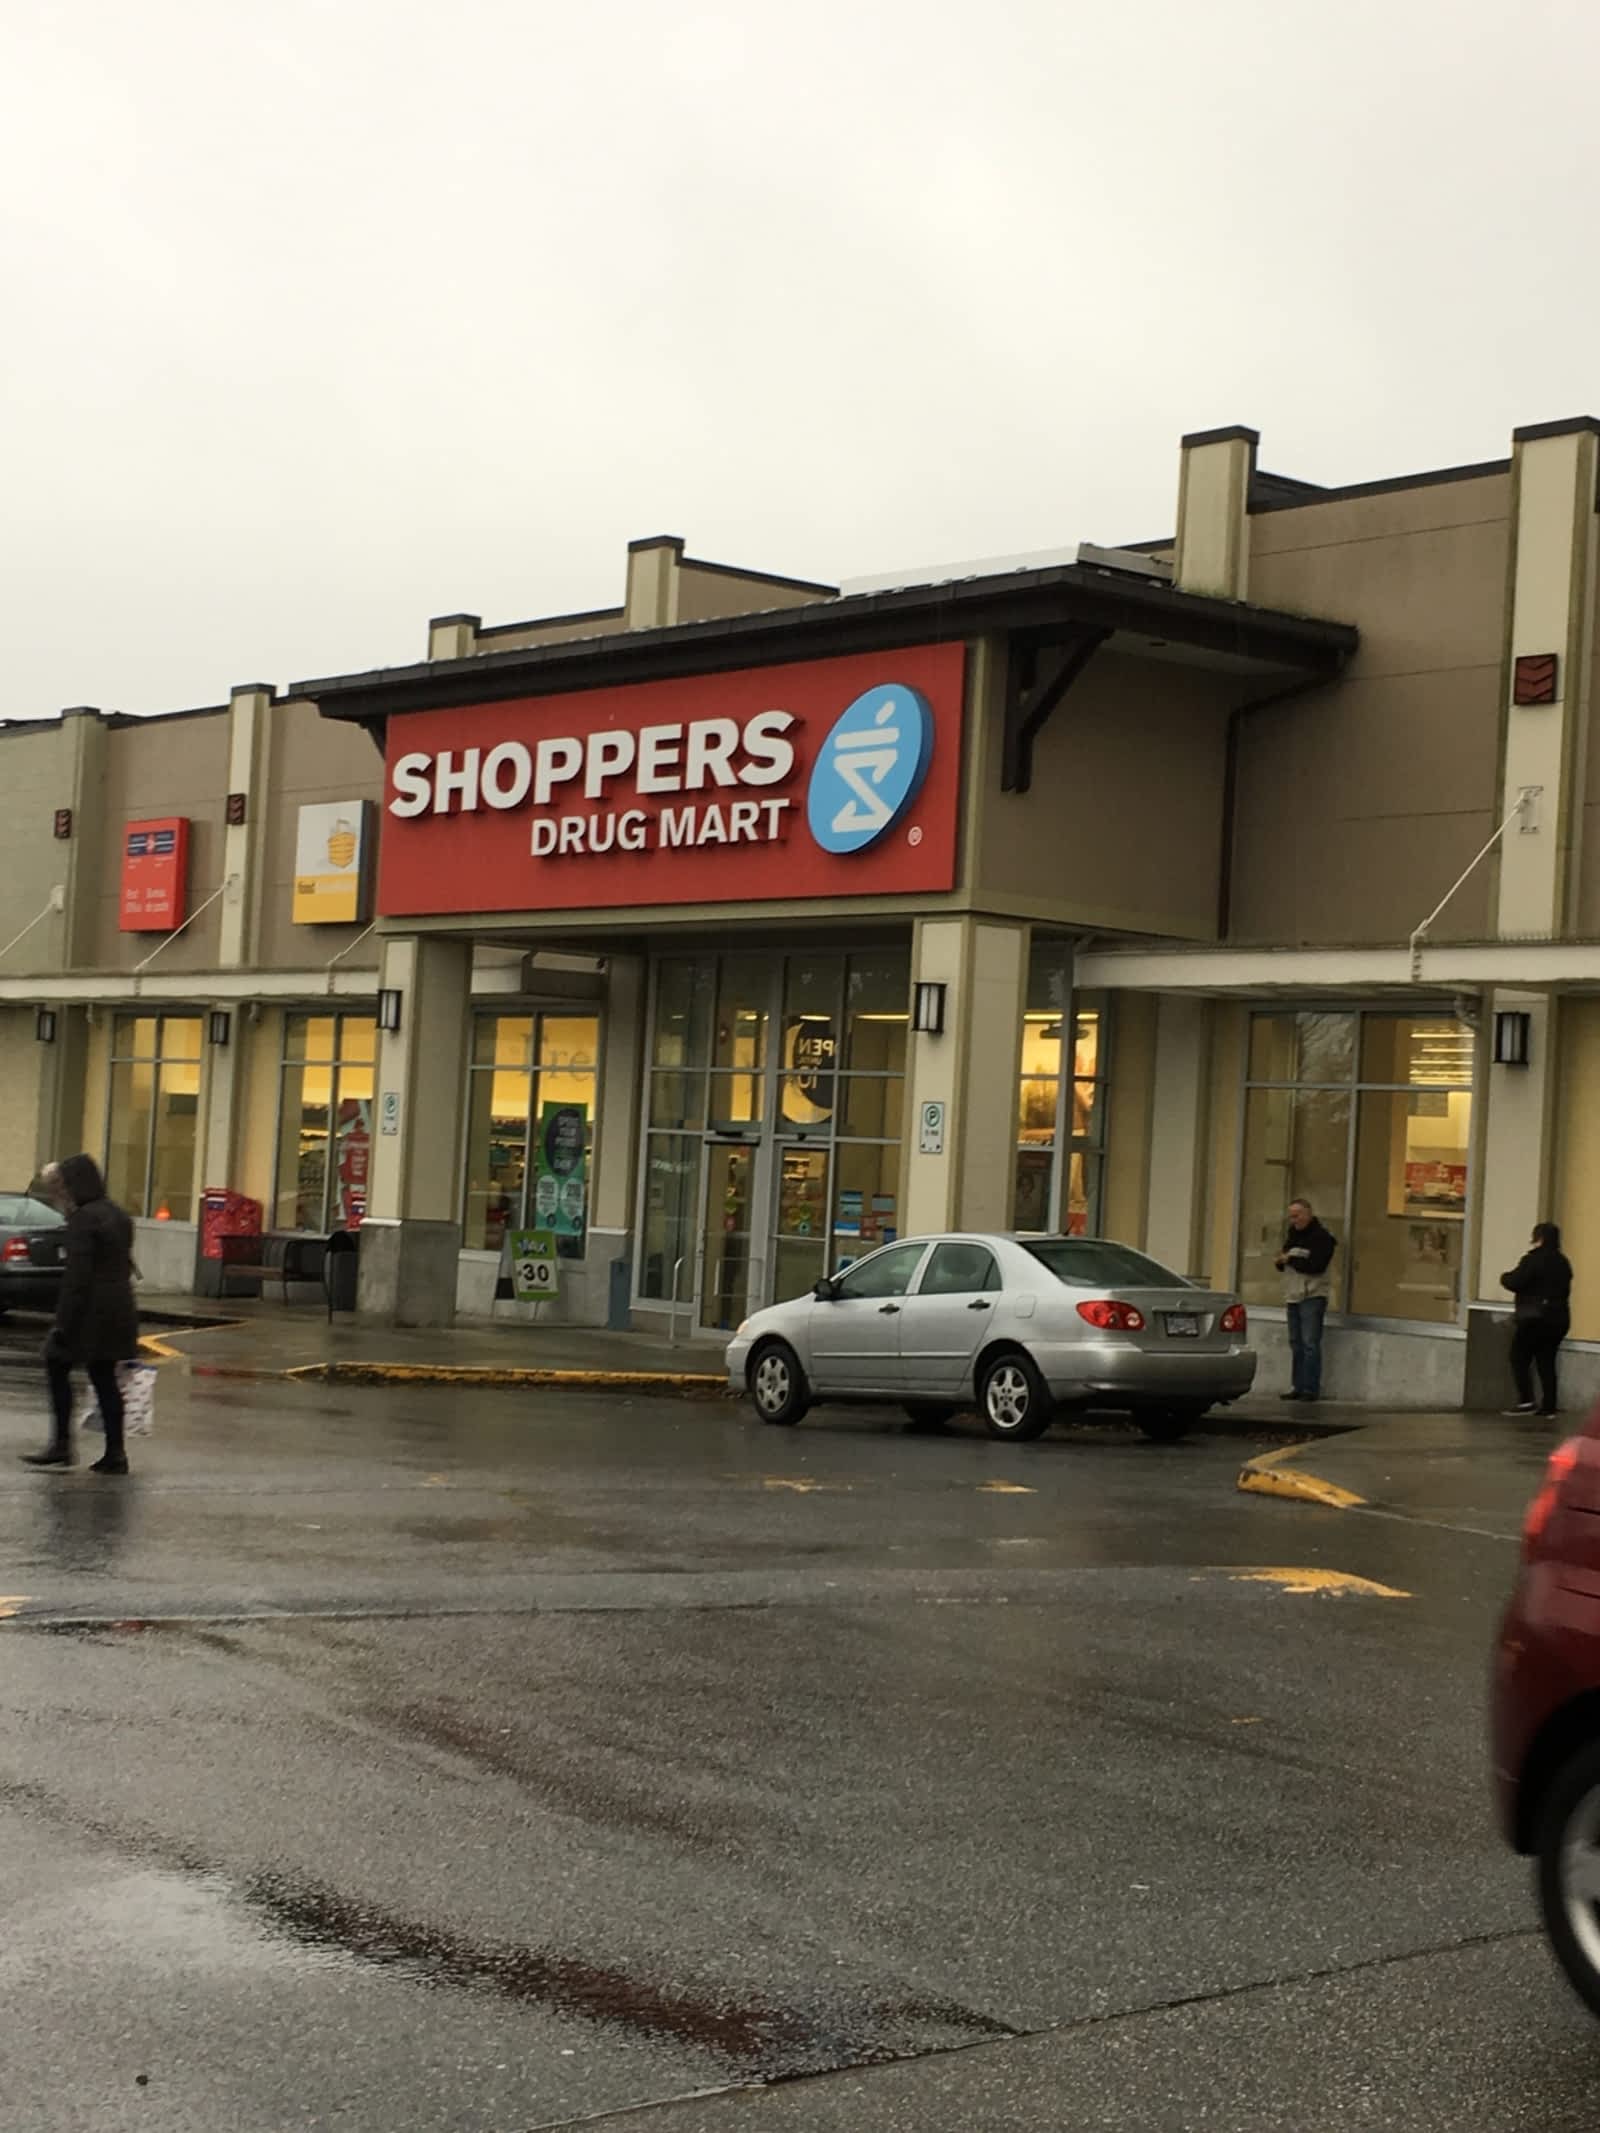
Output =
[{"x1": 9, "y1": 418, "x2": 1600, "y2": 1406}]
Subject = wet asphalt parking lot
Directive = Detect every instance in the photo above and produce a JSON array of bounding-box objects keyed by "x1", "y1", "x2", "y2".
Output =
[{"x1": 1, "y1": 1365, "x2": 1596, "y2": 2131}]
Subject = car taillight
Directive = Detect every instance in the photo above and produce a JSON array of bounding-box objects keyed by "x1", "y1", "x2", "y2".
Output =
[
  {"x1": 1524, "y1": 1438, "x2": 1581, "y2": 1560},
  {"x1": 1077, "y1": 1299, "x2": 1146, "y2": 1333},
  {"x1": 1, "y1": 1238, "x2": 31, "y2": 1264},
  {"x1": 1221, "y1": 1304, "x2": 1247, "y2": 1335}
]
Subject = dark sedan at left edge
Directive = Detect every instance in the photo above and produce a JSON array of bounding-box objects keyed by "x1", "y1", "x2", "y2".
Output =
[{"x1": 0, "y1": 1188, "x2": 67, "y2": 1315}]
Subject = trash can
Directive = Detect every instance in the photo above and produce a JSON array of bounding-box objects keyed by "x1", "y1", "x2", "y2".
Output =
[{"x1": 325, "y1": 1228, "x2": 360, "y2": 1316}]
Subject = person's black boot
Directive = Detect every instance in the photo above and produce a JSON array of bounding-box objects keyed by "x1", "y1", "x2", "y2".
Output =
[
  {"x1": 21, "y1": 1447, "x2": 74, "y2": 1468},
  {"x1": 89, "y1": 1454, "x2": 129, "y2": 1476}
]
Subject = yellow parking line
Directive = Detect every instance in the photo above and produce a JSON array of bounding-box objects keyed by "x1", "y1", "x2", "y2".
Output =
[
  {"x1": 1229, "y1": 1567, "x2": 1411, "y2": 1599},
  {"x1": 0, "y1": 1597, "x2": 29, "y2": 1621}
]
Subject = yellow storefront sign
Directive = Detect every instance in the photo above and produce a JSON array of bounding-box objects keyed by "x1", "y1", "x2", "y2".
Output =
[{"x1": 293, "y1": 800, "x2": 370, "y2": 925}]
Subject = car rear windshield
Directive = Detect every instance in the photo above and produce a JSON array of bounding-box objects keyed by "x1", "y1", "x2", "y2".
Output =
[
  {"x1": 1024, "y1": 1239, "x2": 1188, "y2": 1289},
  {"x1": 0, "y1": 1195, "x2": 64, "y2": 1229}
]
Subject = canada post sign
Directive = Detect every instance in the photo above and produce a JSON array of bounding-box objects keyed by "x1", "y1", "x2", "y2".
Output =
[{"x1": 376, "y1": 644, "x2": 965, "y2": 917}]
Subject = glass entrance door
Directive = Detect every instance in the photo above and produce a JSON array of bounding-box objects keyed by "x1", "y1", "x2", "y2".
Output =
[
  {"x1": 637, "y1": 947, "x2": 912, "y2": 1332},
  {"x1": 698, "y1": 1139, "x2": 759, "y2": 1335}
]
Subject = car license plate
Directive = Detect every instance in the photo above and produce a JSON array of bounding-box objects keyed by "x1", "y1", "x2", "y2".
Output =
[{"x1": 1164, "y1": 1312, "x2": 1200, "y2": 1338}]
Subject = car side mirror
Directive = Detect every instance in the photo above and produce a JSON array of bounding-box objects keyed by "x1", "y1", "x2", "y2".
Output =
[{"x1": 812, "y1": 1277, "x2": 836, "y2": 1301}]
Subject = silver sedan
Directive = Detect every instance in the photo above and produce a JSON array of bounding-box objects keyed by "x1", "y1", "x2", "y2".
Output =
[{"x1": 725, "y1": 1233, "x2": 1257, "y2": 1441}]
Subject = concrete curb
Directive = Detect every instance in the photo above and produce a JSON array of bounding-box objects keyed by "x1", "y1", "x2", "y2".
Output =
[
  {"x1": 1237, "y1": 1441, "x2": 1366, "y2": 1510},
  {"x1": 283, "y1": 1362, "x2": 731, "y2": 1396}
]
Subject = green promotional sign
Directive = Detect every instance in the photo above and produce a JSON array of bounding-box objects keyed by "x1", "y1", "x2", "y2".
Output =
[
  {"x1": 534, "y1": 1102, "x2": 589, "y2": 1240},
  {"x1": 509, "y1": 1229, "x2": 558, "y2": 1302}
]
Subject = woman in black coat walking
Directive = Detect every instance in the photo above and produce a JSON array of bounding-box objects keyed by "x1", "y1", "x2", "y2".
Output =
[
  {"x1": 21, "y1": 1153, "x2": 140, "y2": 1474},
  {"x1": 1502, "y1": 1221, "x2": 1574, "y2": 1419}
]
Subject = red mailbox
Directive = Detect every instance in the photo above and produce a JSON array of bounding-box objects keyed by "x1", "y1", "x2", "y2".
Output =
[{"x1": 199, "y1": 1189, "x2": 262, "y2": 1261}]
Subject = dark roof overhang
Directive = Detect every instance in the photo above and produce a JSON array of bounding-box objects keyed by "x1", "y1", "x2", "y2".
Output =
[{"x1": 301, "y1": 560, "x2": 1357, "y2": 746}]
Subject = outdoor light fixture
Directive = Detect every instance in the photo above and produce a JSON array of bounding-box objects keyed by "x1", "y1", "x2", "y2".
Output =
[
  {"x1": 207, "y1": 1009, "x2": 231, "y2": 1048},
  {"x1": 34, "y1": 1008, "x2": 56, "y2": 1045},
  {"x1": 377, "y1": 987, "x2": 403, "y2": 1033},
  {"x1": 912, "y1": 981, "x2": 947, "y2": 1036},
  {"x1": 1493, "y1": 1009, "x2": 1532, "y2": 1067}
]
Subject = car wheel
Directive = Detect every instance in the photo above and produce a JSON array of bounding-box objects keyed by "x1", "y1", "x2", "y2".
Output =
[
  {"x1": 978, "y1": 1351, "x2": 1053, "y2": 1442},
  {"x1": 1538, "y1": 1739, "x2": 1600, "y2": 2018},
  {"x1": 902, "y1": 1401, "x2": 956, "y2": 1432},
  {"x1": 748, "y1": 1340, "x2": 810, "y2": 1428},
  {"x1": 1138, "y1": 1407, "x2": 1204, "y2": 1444}
]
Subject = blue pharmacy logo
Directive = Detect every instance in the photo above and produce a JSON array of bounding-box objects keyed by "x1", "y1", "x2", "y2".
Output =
[{"x1": 806, "y1": 683, "x2": 935, "y2": 855}]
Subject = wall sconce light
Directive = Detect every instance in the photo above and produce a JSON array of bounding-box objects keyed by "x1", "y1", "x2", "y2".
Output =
[
  {"x1": 912, "y1": 981, "x2": 947, "y2": 1036},
  {"x1": 207, "y1": 1010, "x2": 231, "y2": 1048},
  {"x1": 1493, "y1": 1009, "x2": 1532, "y2": 1067},
  {"x1": 35, "y1": 1007, "x2": 56, "y2": 1045},
  {"x1": 377, "y1": 988, "x2": 403, "y2": 1033}
]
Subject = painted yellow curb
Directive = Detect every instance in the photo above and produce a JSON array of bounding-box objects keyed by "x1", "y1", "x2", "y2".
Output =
[
  {"x1": 136, "y1": 1320, "x2": 248, "y2": 1363},
  {"x1": 285, "y1": 1362, "x2": 729, "y2": 1395},
  {"x1": 1236, "y1": 1441, "x2": 1365, "y2": 1510}
]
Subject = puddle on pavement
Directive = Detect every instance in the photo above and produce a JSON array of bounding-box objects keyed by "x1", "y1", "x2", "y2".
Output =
[
  {"x1": 240, "y1": 1872, "x2": 1013, "y2": 2077},
  {"x1": 0, "y1": 1765, "x2": 1010, "y2": 2081}
]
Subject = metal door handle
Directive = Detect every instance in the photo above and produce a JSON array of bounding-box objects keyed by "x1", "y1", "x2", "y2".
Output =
[
  {"x1": 968, "y1": 1299, "x2": 992, "y2": 1311},
  {"x1": 879, "y1": 1302, "x2": 900, "y2": 1315}
]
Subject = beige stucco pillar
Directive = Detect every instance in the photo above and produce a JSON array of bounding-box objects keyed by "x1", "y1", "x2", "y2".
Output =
[
  {"x1": 902, "y1": 917, "x2": 1027, "y2": 1237},
  {"x1": 1143, "y1": 995, "x2": 1211, "y2": 1278},
  {"x1": 194, "y1": 1012, "x2": 243, "y2": 1195},
  {"x1": 1475, "y1": 989, "x2": 1559, "y2": 1306},
  {"x1": 359, "y1": 934, "x2": 472, "y2": 1326},
  {"x1": 1174, "y1": 426, "x2": 1256, "y2": 601},
  {"x1": 1497, "y1": 419, "x2": 1600, "y2": 939},
  {"x1": 36, "y1": 1006, "x2": 91, "y2": 1178},
  {"x1": 625, "y1": 537, "x2": 683, "y2": 629},
  {"x1": 218, "y1": 684, "x2": 275, "y2": 969},
  {"x1": 428, "y1": 613, "x2": 479, "y2": 660}
]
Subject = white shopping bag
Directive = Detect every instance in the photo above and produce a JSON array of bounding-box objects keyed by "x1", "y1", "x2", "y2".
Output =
[{"x1": 79, "y1": 1361, "x2": 157, "y2": 1436}]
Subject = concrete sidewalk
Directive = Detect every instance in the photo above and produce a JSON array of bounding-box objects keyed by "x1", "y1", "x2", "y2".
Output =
[
  {"x1": 129, "y1": 1294, "x2": 729, "y2": 1389},
  {"x1": 1239, "y1": 1409, "x2": 1560, "y2": 1536}
]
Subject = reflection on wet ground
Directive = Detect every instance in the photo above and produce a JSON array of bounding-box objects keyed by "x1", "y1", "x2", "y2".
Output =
[{"x1": 0, "y1": 1369, "x2": 1566, "y2": 2132}]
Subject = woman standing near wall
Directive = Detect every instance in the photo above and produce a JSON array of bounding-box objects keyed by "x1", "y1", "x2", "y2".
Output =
[{"x1": 1502, "y1": 1222, "x2": 1573, "y2": 1418}]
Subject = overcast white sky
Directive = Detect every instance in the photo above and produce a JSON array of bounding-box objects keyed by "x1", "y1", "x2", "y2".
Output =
[{"x1": 2, "y1": 0, "x2": 1596, "y2": 717}]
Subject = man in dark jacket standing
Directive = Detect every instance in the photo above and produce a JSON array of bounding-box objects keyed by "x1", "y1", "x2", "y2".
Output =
[
  {"x1": 1275, "y1": 1197, "x2": 1338, "y2": 1403},
  {"x1": 21, "y1": 1154, "x2": 140, "y2": 1474},
  {"x1": 1502, "y1": 1222, "x2": 1574, "y2": 1418}
]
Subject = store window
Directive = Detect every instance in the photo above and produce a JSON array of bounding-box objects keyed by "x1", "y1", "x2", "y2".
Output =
[
  {"x1": 105, "y1": 1014, "x2": 203, "y2": 1221},
  {"x1": 1015, "y1": 947, "x2": 1109, "y2": 1235},
  {"x1": 462, "y1": 1013, "x2": 599, "y2": 1256},
  {"x1": 1238, "y1": 1010, "x2": 1474, "y2": 1322},
  {"x1": 274, "y1": 1014, "x2": 377, "y2": 1232}
]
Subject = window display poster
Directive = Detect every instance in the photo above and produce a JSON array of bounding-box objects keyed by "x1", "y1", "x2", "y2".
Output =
[
  {"x1": 335, "y1": 1097, "x2": 371, "y2": 1228},
  {"x1": 534, "y1": 1102, "x2": 588, "y2": 1239},
  {"x1": 1404, "y1": 1160, "x2": 1467, "y2": 1215}
]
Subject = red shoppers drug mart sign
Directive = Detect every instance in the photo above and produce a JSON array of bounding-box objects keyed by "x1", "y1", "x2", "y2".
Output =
[{"x1": 376, "y1": 643, "x2": 966, "y2": 917}]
